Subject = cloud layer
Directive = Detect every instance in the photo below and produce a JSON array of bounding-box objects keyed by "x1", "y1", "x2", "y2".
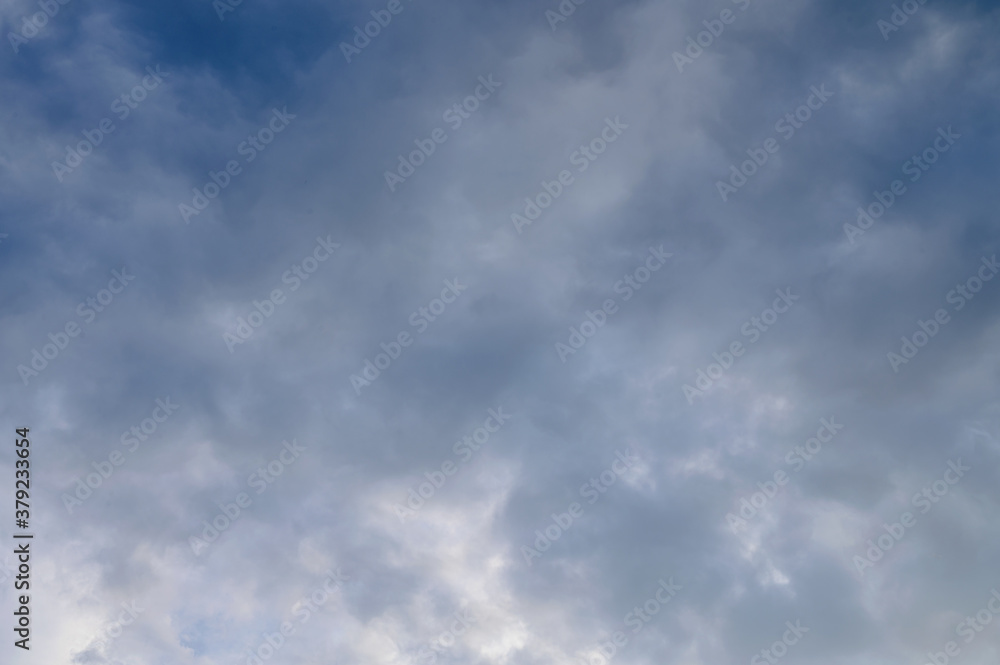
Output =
[{"x1": 2, "y1": 0, "x2": 1000, "y2": 664}]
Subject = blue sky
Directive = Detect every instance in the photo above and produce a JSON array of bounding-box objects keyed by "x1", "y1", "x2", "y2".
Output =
[{"x1": 3, "y1": 1, "x2": 1000, "y2": 664}]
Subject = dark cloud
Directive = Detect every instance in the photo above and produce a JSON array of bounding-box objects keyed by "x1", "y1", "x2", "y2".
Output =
[{"x1": 2, "y1": 0, "x2": 1000, "y2": 664}]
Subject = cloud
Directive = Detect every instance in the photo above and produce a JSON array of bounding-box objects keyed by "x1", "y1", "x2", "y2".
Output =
[{"x1": 2, "y1": 0, "x2": 1000, "y2": 664}]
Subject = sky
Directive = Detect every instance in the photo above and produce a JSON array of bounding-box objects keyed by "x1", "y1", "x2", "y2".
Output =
[{"x1": 2, "y1": 0, "x2": 1000, "y2": 664}]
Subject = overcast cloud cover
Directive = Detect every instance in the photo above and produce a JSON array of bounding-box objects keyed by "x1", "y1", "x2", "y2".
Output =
[{"x1": 2, "y1": 0, "x2": 1000, "y2": 664}]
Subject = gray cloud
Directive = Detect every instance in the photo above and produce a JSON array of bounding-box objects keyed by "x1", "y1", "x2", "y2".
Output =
[{"x1": 2, "y1": 0, "x2": 1000, "y2": 664}]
